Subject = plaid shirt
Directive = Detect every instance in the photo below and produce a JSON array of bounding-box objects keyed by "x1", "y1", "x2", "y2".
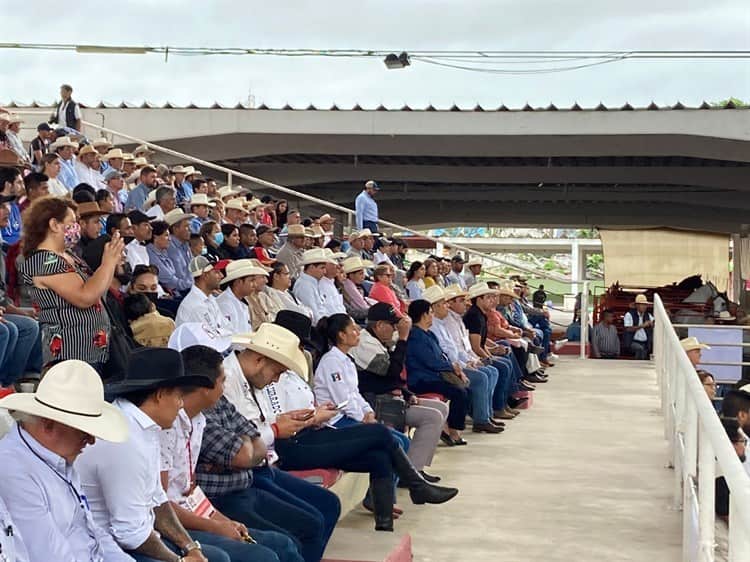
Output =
[{"x1": 196, "y1": 396, "x2": 260, "y2": 498}]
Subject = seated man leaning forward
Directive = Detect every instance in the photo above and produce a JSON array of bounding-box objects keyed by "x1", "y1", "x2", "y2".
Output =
[{"x1": 0, "y1": 360, "x2": 133, "y2": 562}]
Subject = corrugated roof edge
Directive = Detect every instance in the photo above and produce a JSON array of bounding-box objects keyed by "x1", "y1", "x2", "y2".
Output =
[{"x1": 1, "y1": 101, "x2": 747, "y2": 111}]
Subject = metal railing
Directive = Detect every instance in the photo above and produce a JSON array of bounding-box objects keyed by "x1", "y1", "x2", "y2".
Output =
[{"x1": 654, "y1": 293, "x2": 750, "y2": 562}]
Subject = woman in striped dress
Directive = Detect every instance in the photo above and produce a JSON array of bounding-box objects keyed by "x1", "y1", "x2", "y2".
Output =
[{"x1": 19, "y1": 197, "x2": 124, "y2": 369}]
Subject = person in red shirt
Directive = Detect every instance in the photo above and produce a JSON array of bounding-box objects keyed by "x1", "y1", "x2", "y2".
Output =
[
  {"x1": 368, "y1": 264, "x2": 406, "y2": 317},
  {"x1": 252, "y1": 224, "x2": 279, "y2": 266}
]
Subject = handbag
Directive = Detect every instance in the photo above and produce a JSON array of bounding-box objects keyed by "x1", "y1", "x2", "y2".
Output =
[
  {"x1": 374, "y1": 394, "x2": 407, "y2": 432},
  {"x1": 100, "y1": 298, "x2": 138, "y2": 382},
  {"x1": 440, "y1": 371, "x2": 470, "y2": 389}
]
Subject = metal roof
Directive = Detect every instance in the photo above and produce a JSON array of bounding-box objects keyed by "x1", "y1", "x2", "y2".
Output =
[{"x1": 1, "y1": 100, "x2": 747, "y2": 111}]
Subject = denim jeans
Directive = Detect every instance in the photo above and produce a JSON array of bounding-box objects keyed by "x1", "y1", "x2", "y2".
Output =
[
  {"x1": 129, "y1": 528, "x2": 298, "y2": 562},
  {"x1": 362, "y1": 220, "x2": 379, "y2": 233},
  {"x1": 0, "y1": 314, "x2": 41, "y2": 386},
  {"x1": 253, "y1": 466, "x2": 340, "y2": 562},
  {"x1": 489, "y1": 358, "x2": 514, "y2": 411},
  {"x1": 464, "y1": 367, "x2": 495, "y2": 423},
  {"x1": 335, "y1": 415, "x2": 410, "y2": 452}
]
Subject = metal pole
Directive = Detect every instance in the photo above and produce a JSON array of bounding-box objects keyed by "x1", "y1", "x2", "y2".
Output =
[
  {"x1": 579, "y1": 280, "x2": 589, "y2": 359},
  {"x1": 78, "y1": 119, "x2": 571, "y2": 282}
]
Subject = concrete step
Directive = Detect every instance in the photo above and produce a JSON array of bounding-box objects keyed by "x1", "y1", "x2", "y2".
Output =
[{"x1": 324, "y1": 528, "x2": 412, "y2": 562}]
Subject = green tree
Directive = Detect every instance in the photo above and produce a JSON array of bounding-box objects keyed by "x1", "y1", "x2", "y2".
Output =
[{"x1": 710, "y1": 98, "x2": 749, "y2": 108}]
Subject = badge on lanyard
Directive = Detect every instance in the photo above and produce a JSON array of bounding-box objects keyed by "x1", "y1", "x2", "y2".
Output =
[{"x1": 183, "y1": 485, "x2": 216, "y2": 519}]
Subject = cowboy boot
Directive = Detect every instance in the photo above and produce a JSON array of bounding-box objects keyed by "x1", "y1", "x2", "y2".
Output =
[
  {"x1": 390, "y1": 446, "x2": 458, "y2": 505},
  {"x1": 370, "y1": 478, "x2": 395, "y2": 532}
]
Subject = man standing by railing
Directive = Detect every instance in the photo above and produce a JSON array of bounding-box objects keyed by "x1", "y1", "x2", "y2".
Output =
[{"x1": 355, "y1": 180, "x2": 380, "y2": 232}]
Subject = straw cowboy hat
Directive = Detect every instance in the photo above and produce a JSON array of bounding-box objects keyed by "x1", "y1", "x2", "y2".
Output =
[
  {"x1": 680, "y1": 337, "x2": 710, "y2": 352},
  {"x1": 122, "y1": 152, "x2": 135, "y2": 162},
  {"x1": 164, "y1": 208, "x2": 196, "y2": 226},
  {"x1": 232, "y1": 323, "x2": 309, "y2": 378},
  {"x1": 91, "y1": 137, "x2": 112, "y2": 149},
  {"x1": 323, "y1": 248, "x2": 347, "y2": 261},
  {"x1": 217, "y1": 185, "x2": 240, "y2": 199},
  {"x1": 171, "y1": 165, "x2": 189, "y2": 175},
  {"x1": 189, "y1": 193, "x2": 216, "y2": 208},
  {"x1": 77, "y1": 144, "x2": 98, "y2": 157},
  {"x1": 102, "y1": 148, "x2": 126, "y2": 161},
  {"x1": 220, "y1": 259, "x2": 269, "y2": 286},
  {"x1": 468, "y1": 282, "x2": 500, "y2": 300},
  {"x1": 444, "y1": 283, "x2": 468, "y2": 300},
  {"x1": 634, "y1": 294, "x2": 651, "y2": 305},
  {"x1": 423, "y1": 285, "x2": 447, "y2": 304},
  {"x1": 133, "y1": 157, "x2": 149, "y2": 167},
  {"x1": 342, "y1": 256, "x2": 373, "y2": 274},
  {"x1": 496, "y1": 282, "x2": 519, "y2": 299},
  {"x1": 319, "y1": 213, "x2": 335, "y2": 224},
  {"x1": 134, "y1": 144, "x2": 155, "y2": 156},
  {"x1": 466, "y1": 257, "x2": 483, "y2": 268},
  {"x1": 0, "y1": 360, "x2": 129, "y2": 442},
  {"x1": 287, "y1": 224, "x2": 308, "y2": 237},
  {"x1": 309, "y1": 225, "x2": 325, "y2": 239},
  {"x1": 225, "y1": 198, "x2": 249, "y2": 213},
  {"x1": 106, "y1": 348, "x2": 213, "y2": 397},
  {"x1": 50, "y1": 136, "x2": 79, "y2": 151},
  {"x1": 301, "y1": 248, "x2": 338, "y2": 266},
  {"x1": 244, "y1": 198, "x2": 265, "y2": 211}
]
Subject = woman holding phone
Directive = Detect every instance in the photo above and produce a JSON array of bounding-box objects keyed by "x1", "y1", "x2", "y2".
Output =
[{"x1": 20, "y1": 196, "x2": 124, "y2": 370}]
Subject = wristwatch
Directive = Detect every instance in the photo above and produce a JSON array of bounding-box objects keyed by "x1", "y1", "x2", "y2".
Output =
[{"x1": 180, "y1": 540, "x2": 202, "y2": 555}]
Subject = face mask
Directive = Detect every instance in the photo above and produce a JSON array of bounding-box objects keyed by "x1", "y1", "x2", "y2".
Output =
[
  {"x1": 122, "y1": 236, "x2": 135, "y2": 245},
  {"x1": 739, "y1": 454, "x2": 747, "y2": 464},
  {"x1": 115, "y1": 271, "x2": 132, "y2": 285},
  {"x1": 200, "y1": 247, "x2": 208, "y2": 256},
  {"x1": 214, "y1": 232, "x2": 224, "y2": 245},
  {"x1": 143, "y1": 291, "x2": 159, "y2": 305},
  {"x1": 63, "y1": 222, "x2": 81, "y2": 248}
]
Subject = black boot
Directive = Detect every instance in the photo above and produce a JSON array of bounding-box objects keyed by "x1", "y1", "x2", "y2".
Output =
[
  {"x1": 371, "y1": 478, "x2": 395, "y2": 532},
  {"x1": 390, "y1": 447, "x2": 458, "y2": 505}
]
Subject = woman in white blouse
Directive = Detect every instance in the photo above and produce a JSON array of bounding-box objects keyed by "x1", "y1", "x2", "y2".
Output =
[
  {"x1": 41, "y1": 153, "x2": 68, "y2": 197},
  {"x1": 265, "y1": 262, "x2": 313, "y2": 320}
]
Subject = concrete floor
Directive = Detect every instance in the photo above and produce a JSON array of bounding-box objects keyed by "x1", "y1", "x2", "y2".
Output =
[{"x1": 328, "y1": 358, "x2": 682, "y2": 562}]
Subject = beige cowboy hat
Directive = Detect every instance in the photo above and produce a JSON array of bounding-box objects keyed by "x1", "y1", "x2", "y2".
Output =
[
  {"x1": 133, "y1": 157, "x2": 149, "y2": 167},
  {"x1": 0, "y1": 360, "x2": 129, "y2": 442},
  {"x1": 102, "y1": 148, "x2": 126, "y2": 161},
  {"x1": 220, "y1": 259, "x2": 269, "y2": 286},
  {"x1": 217, "y1": 185, "x2": 240, "y2": 199},
  {"x1": 496, "y1": 282, "x2": 519, "y2": 299},
  {"x1": 466, "y1": 257, "x2": 483, "y2": 268},
  {"x1": 319, "y1": 213, "x2": 335, "y2": 223},
  {"x1": 244, "y1": 198, "x2": 265, "y2": 211},
  {"x1": 189, "y1": 193, "x2": 216, "y2": 208},
  {"x1": 444, "y1": 283, "x2": 468, "y2": 300},
  {"x1": 286, "y1": 224, "x2": 307, "y2": 237},
  {"x1": 301, "y1": 248, "x2": 337, "y2": 266},
  {"x1": 323, "y1": 248, "x2": 347, "y2": 261},
  {"x1": 680, "y1": 337, "x2": 710, "y2": 352},
  {"x1": 164, "y1": 208, "x2": 196, "y2": 226},
  {"x1": 634, "y1": 294, "x2": 651, "y2": 305},
  {"x1": 77, "y1": 144, "x2": 98, "y2": 157},
  {"x1": 171, "y1": 165, "x2": 189, "y2": 175},
  {"x1": 183, "y1": 166, "x2": 201, "y2": 177},
  {"x1": 50, "y1": 136, "x2": 79, "y2": 151},
  {"x1": 309, "y1": 225, "x2": 325, "y2": 239},
  {"x1": 5, "y1": 114, "x2": 23, "y2": 125},
  {"x1": 122, "y1": 152, "x2": 135, "y2": 162},
  {"x1": 232, "y1": 323, "x2": 309, "y2": 377},
  {"x1": 423, "y1": 285, "x2": 447, "y2": 305},
  {"x1": 468, "y1": 281, "x2": 500, "y2": 300},
  {"x1": 225, "y1": 198, "x2": 250, "y2": 213},
  {"x1": 342, "y1": 256, "x2": 373, "y2": 274},
  {"x1": 91, "y1": 137, "x2": 112, "y2": 149},
  {"x1": 134, "y1": 144, "x2": 155, "y2": 156}
]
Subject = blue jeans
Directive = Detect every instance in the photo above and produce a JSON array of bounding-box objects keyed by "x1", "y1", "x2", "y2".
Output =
[
  {"x1": 129, "y1": 528, "x2": 296, "y2": 562},
  {"x1": 0, "y1": 314, "x2": 41, "y2": 386},
  {"x1": 362, "y1": 220, "x2": 379, "y2": 233},
  {"x1": 489, "y1": 358, "x2": 514, "y2": 411},
  {"x1": 335, "y1": 415, "x2": 410, "y2": 452},
  {"x1": 253, "y1": 466, "x2": 341, "y2": 562},
  {"x1": 464, "y1": 367, "x2": 496, "y2": 423}
]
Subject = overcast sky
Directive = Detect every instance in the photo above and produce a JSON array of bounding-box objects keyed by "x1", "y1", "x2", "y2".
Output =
[{"x1": 3, "y1": 0, "x2": 749, "y2": 108}]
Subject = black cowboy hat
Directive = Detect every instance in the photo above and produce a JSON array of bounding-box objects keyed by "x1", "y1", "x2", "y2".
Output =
[
  {"x1": 105, "y1": 348, "x2": 213, "y2": 397},
  {"x1": 274, "y1": 310, "x2": 312, "y2": 344}
]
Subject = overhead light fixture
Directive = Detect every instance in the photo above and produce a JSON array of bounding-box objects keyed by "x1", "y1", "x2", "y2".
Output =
[{"x1": 384, "y1": 51, "x2": 411, "y2": 69}]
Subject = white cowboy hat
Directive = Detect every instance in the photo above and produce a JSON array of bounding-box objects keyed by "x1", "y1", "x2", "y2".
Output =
[
  {"x1": 468, "y1": 282, "x2": 500, "y2": 300},
  {"x1": 183, "y1": 166, "x2": 201, "y2": 177},
  {"x1": 77, "y1": 145, "x2": 98, "y2": 157},
  {"x1": 225, "y1": 198, "x2": 249, "y2": 213},
  {"x1": 171, "y1": 165, "x2": 189, "y2": 175},
  {"x1": 444, "y1": 283, "x2": 468, "y2": 300},
  {"x1": 634, "y1": 294, "x2": 651, "y2": 305},
  {"x1": 50, "y1": 136, "x2": 79, "y2": 151},
  {"x1": 323, "y1": 248, "x2": 347, "y2": 261},
  {"x1": 423, "y1": 285, "x2": 447, "y2": 304},
  {"x1": 164, "y1": 208, "x2": 196, "y2": 226},
  {"x1": 680, "y1": 336, "x2": 710, "y2": 352},
  {"x1": 134, "y1": 144, "x2": 155, "y2": 156},
  {"x1": 286, "y1": 224, "x2": 307, "y2": 237},
  {"x1": 168, "y1": 322, "x2": 232, "y2": 354},
  {"x1": 319, "y1": 213, "x2": 335, "y2": 223},
  {"x1": 0, "y1": 360, "x2": 128, "y2": 442},
  {"x1": 496, "y1": 282, "x2": 519, "y2": 299},
  {"x1": 244, "y1": 198, "x2": 265, "y2": 211},
  {"x1": 309, "y1": 225, "x2": 325, "y2": 239},
  {"x1": 232, "y1": 323, "x2": 309, "y2": 377},
  {"x1": 717, "y1": 310, "x2": 736, "y2": 321},
  {"x1": 217, "y1": 185, "x2": 240, "y2": 199},
  {"x1": 189, "y1": 193, "x2": 216, "y2": 208},
  {"x1": 122, "y1": 152, "x2": 135, "y2": 162},
  {"x1": 102, "y1": 148, "x2": 126, "y2": 161},
  {"x1": 91, "y1": 137, "x2": 112, "y2": 149},
  {"x1": 466, "y1": 257, "x2": 483, "y2": 268},
  {"x1": 133, "y1": 157, "x2": 149, "y2": 167},
  {"x1": 342, "y1": 256, "x2": 373, "y2": 274},
  {"x1": 220, "y1": 259, "x2": 269, "y2": 286},
  {"x1": 301, "y1": 248, "x2": 337, "y2": 266}
]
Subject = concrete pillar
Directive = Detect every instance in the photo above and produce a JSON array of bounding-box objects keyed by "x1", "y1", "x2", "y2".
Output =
[
  {"x1": 436, "y1": 241, "x2": 444, "y2": 259},
  {"x1": 571, "y1": 240, "x2": 581, "y2": 295}
]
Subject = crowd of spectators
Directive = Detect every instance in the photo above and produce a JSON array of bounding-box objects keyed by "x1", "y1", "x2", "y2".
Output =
[{"x1": 0, "y1": 87, "x2": 563, "y2": 562}]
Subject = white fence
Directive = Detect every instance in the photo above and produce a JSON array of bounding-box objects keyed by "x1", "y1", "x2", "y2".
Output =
[{"x1": 654, "y1": 294, "x2": 750, "y2": 561}]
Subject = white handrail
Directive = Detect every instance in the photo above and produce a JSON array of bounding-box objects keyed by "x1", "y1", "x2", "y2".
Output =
[{"x1": 654, "y1": 293, "x2": 750, "y2": 562}]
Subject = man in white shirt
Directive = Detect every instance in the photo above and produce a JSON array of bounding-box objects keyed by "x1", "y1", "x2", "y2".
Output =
[
  {"x1": 0, "y1": 360, "x2": 133, "y2": 562},
  {"x1": 75, "y1": 145, "x2": 107, "y2": 191},
  {"x1": 76, "y1": 348, "x2": 240, "y2": 562},
  {"x1": 0, "y1": 495, "x2": 28, "y2": 562},
  {"x1": 463, "y1": 258, "x2": 482, "y2": 289},
  {"x1": 292, "y1": 249, "x2": 335, "y2": 325},
  {"x1": 146, "y1": 186, "x2": 178, "y2": 220},
  {"x1": 158, "y1": 345, "x2": 303, "y2": 562},
  {"x1": 176, "y1": 256, "x2": 232, "y2": 334},
  {"x1": 216, "y1": 260, "x2": 268, "y2": 334},
  {"x1": 623, "y1": 294, "x2": 654, "y2": 360},
  {"x1": 125, "y1": 210, "x2": 153, "y2": 270},
  {"x1": 319, "y1": 253, "x2": 346, "y2": 318},
  {"x1": 445, "y1": 256, "x2": 468, "y2": 290}
]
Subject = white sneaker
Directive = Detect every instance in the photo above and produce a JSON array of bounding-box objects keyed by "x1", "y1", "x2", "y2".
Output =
[
  {"x1": 548, "y1": 353, "x2": 560, "y2": 361},
  {"x1": 554, "y1": 339, "x2": 568, "y2": 351}
]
